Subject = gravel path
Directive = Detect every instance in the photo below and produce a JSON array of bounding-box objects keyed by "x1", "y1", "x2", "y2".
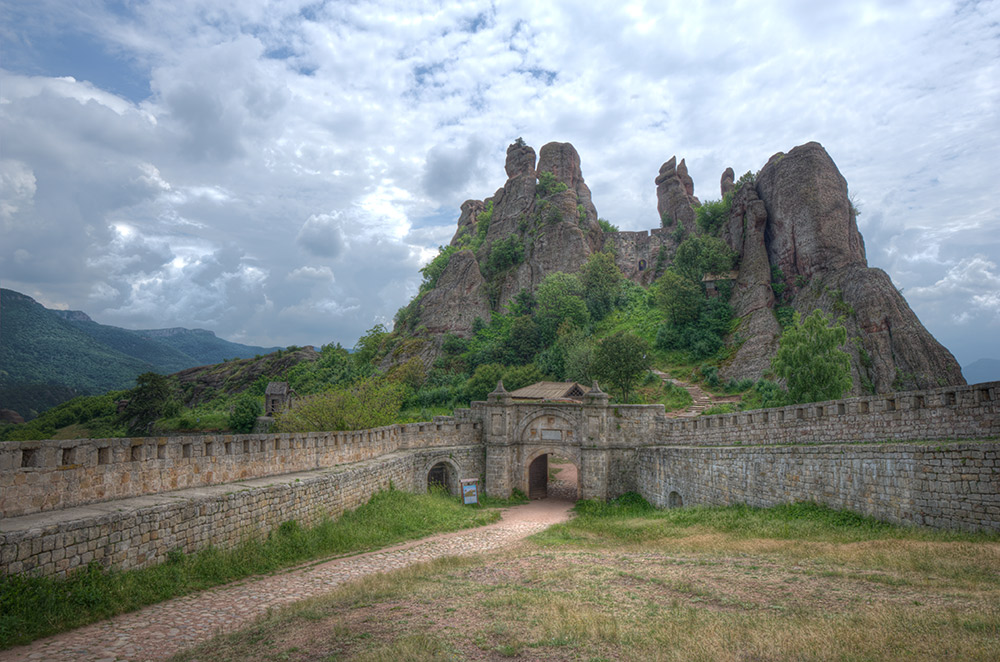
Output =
[{"x1": 0, "y1": 499, "x2": 573, "y2": 662}]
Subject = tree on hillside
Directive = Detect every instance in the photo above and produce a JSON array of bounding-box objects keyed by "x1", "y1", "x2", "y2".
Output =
[
  {"x1": 119, "y1": 372, "x2": 170, "y2": 435},
  {"x1": 229, "y1": 394, "x2": 261, "y2": 433},
  {"x1": 771, "y1": 309, "x2": 853, "y2": 404},
  {"x1": 579, "y1": 251, "x2": 624, "y2": 321},
  {"x1": 653, "y1": 271, "x2": 703, "y2": 326},
  {"x1": 593, "y1": 332, "x2": 651, "y2": 402},
  {"x1": 535, "y1": 272, "x2": 590, "y2": 343}
]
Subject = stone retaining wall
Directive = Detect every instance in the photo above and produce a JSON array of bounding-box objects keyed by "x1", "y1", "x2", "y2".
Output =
[{"x1": 638, "y1": 441, "x2": 1000, "y2": 531}]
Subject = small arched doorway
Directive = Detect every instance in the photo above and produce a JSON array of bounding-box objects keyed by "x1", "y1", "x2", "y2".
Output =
[
  {"x1": 668, "y1": 490, "x2": 683, "y2": 508},
  {"x1": 427, "y1": 460, "x2": 459, "y2": 496},
  {"x1": 527, "y1": 453, "x2": 579, "y2": 500}
]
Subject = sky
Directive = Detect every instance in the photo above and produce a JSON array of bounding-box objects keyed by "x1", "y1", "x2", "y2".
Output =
[{"x1": 1, "y1": 0, "x2": 998, "y2": 367}]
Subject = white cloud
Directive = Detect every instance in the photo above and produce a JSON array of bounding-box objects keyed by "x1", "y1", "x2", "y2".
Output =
[{"x1": 0, "y1": 0, "x2": 996, "y2": 359}]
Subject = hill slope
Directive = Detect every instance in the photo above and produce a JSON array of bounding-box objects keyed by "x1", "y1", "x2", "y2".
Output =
[
  {"x1": 963, "y1": 358, "x2": 1000, "y2": 384},
  {"x1": 0, "y1": 288, "x2": 281, "y2": 418}
]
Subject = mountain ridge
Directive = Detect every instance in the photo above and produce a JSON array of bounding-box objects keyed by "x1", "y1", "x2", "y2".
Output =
[{"x1": 0, "y1": 288, "x2": 282, "y2": 418}]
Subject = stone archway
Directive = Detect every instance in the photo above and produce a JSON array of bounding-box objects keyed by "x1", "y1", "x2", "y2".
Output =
[
  {"x1": 424, "y1": 457, "x2": 461, "y2": 496},
  {"x1": 523, "y1": 447, "x2": 581, "y2": 500},
  {"x1": 515, "y1": 408, "x2": 583, "y2": 500}
]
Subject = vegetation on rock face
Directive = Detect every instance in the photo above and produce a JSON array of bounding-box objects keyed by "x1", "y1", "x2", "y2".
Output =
[
  {"x1": 694, "y1": 194, "x2": 732, "y2": 236},
  {"x1": 771, "y1": 309, "x2": 853, "y2": 404}
]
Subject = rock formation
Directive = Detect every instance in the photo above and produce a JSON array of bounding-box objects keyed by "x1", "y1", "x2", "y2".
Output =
[
  {"x1": 399, "y1": 138, "x2": 964, "y2": 394},
  {"x1": 655, "y1": 156, "x2": 700, "y2": 233},
  {"x1": 718, "y1": 141, "x2": 962, "y2": 392}
]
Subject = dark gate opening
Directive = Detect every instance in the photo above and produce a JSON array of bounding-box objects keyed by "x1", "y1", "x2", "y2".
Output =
[
  {"x1": 428, "y1": 462, "x2": 451, "y2": 494},
  {"x1": 528, "y1": 454, "x2": 548, "y2": 499}
]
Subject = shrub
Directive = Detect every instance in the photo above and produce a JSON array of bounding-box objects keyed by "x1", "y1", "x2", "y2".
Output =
[
  {"x1": 536, "y1": 170, "x2": 568, "y2": 197},
  {"x1": 694, "y1": 196, "x2": 732, "y2": 236},
  {"x1": 229, "y1": 395, "x2": 261, "y2": 433}
]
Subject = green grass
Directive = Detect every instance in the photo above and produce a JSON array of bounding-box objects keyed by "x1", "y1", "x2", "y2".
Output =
[
  {"x1": 534, "y1": 495, "x2": 1000, "y2": 547},
  {"x1": 0, "y1": 489, "x2": 499, "y2": 649}
]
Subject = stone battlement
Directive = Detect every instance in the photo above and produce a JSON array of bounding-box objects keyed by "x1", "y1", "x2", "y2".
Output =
[{"x1": 0, "y1": 413, "x2": 481, "y2": 519}]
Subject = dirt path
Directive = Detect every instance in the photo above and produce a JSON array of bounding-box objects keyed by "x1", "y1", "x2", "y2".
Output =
[{"x1": 0, "y1": 499, "x2": 574, "y2": 662}]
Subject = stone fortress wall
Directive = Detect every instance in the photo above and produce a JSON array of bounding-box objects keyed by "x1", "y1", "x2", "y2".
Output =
[
  {"x1": 1, "y1": 381, "x2": 997, "y2": 579},
  {"x1": 0, "y1": 412, "x2": 481, "y2": 520}
]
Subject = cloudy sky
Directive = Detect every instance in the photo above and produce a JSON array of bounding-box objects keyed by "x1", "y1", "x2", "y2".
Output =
[{"x1": 1, "y1": 0, "x2": 998, "y2": 366}]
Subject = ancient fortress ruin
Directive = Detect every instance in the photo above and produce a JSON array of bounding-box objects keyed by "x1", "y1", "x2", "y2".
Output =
[{"x1": 2, "y1": 380, "x2": 998, "y2": 579}]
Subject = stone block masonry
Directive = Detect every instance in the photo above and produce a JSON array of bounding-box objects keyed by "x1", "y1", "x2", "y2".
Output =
[
  {"x1": 0, "y1": 414, "x2": 481, "y2": 519},
  {"x1": 1, "y1": 445, "x2": 484, "y2": 579},
  {"x1": 638, "y1": 441, "x2": 1000, "y2": 532}
]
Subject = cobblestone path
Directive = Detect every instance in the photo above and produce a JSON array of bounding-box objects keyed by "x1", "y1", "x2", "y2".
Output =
[{"x1": 1, "y1": 499, "x2": 573, "y2": 662}]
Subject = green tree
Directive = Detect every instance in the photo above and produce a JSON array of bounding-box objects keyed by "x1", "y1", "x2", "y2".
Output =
[
  {"x1": 353, "y1": 324, "x2": 389, "y2": 369},
  {"x1": 653, "y1": 271, "x2": 703, "y2": 326},
  {"x1": 579, "y1": 250, "x2": 624, "y2": 321},
  {"x1": 535, "y1": 272, "x2": 590, "y2": 343},
  {"x1": 673, "y1": 235, "x2": 737, "y2": 281},
  {"x1": 771, "y1": 309, "x2": 853, "y2": 404},
  {"x1": 505, "y1": 315, "x2": 542, "y2": 364},
  {"x1": 229, "y1": 394, "x2": 261, "y2": 433},
  {"x1": 593, "y1": 332, "x2": 651, "y2": 402},
  {"x1": 464, "y1": 363, "x2": 505, "y2": 403},
  {"x1": 119, "y1": 372, "x2": 170, "y2": 436}
]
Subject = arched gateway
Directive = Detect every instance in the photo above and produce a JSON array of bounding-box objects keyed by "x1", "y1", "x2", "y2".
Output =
[{"x1": 482, "y1": 380, "x2": 633, "y2": 501}]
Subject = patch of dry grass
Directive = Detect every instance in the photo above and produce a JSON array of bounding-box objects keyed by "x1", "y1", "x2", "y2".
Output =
[{"x1": 171, "y1": 504, "x2": 1000, "y2": 662}]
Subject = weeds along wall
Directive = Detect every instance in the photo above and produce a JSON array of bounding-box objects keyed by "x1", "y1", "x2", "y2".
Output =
[
  {"x1": 638, "y1": 442, "x2": 1000, "y2": 532},
  {"x1": 1, "y1": 446, "x2": 485, "y2": 579},
  {"x1": 0, "y1": 413, "x2": 482, "y2": 519}
]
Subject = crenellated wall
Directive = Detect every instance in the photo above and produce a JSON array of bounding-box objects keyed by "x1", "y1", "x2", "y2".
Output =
[
  {"x1": 0, "y1": 413, "x2": 481, "y2": 519},
  {"x1": 653, "y1": 382, "x2": 999, "y2": 446}
]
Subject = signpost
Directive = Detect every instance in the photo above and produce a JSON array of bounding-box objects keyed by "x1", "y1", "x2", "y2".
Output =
[{"x1": 461, "y1": 478, "x2": 479, "y2": 505}]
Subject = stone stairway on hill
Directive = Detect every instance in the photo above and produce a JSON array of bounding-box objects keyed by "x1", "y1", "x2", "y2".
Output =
[{"x1": 652, "y1": 369, "x2": 740, "y2": 418}]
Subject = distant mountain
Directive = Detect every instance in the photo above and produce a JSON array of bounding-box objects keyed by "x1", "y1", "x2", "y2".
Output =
[
  {"x1": 963, "y1": 358, "x2": 1000, "y2": 385},
  {"x1": 0, "y1": 288, "x2": 281, "y2": 418}
]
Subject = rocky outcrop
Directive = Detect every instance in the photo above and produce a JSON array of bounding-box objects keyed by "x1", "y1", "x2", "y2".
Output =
[
  {"x1": 756, "y1": 142, "x2": 866, "y2": 281},
  {"x1": 404, "y1": 138, "x2": 964, "y2": 393},
  {"x1": 0, "y1": 409, "x2": 24, "y2": 424},
  {"x1": 450, "y1": 200, "x2": 486, "y2": 247},
  {"x1": 720, "y1": 185, "x2": 782, "y2": 382},
  {"x1": 792, "y1": 266, "x2": 965, "y2": 392},
  {"x1": 718, "y1": 141, "x2": 963, "y2": 392},
  {"x1": 655, "y1": 156, "x2": 700, "y2": 233},
  {"x1": 720, "y1": 167, "x2": 735, "y2": 198},
  {"x1": 416, "y1": 250, "x2": 492, "y2": 336}
]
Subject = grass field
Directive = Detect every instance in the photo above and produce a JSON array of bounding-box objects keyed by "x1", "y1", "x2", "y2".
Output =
[{"x1": 172, "y1": 498, "x2": 1000, "y2": 662}]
